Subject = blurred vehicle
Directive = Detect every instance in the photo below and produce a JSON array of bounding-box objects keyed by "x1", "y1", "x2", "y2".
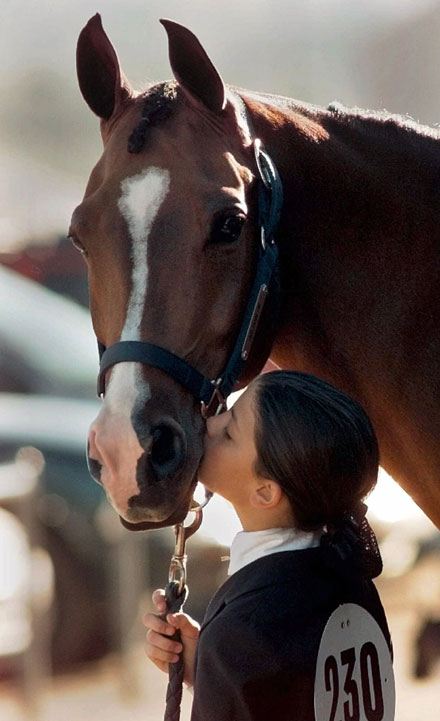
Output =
[
  {"x1": 0, "y1": 236, "x2": 89, "y2": 308},
  {"x1": 0, "y1": 507, "x2": 33, "y2": 663},
  {"x1": 0, "y1": 264, "x2": 96, "y2": 397},
  {"x1": 0, "y1": 393, "x2": 110, "y2": 669},
  {"x1": 0, "y1": 458, "x2": 53, "y2": 713},
  {"x1": 0, "y1": 266, "x2": 104, "y2": 668}
]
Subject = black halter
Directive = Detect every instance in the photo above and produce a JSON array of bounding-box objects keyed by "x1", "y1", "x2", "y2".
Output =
[{"x1": 97, "y1": 138, "x2": 283, "y2": 415}]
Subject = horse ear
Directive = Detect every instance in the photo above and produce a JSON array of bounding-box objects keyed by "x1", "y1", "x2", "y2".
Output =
[
  {"x1": 160, "y1": 19, "x2": 226, "y2": 114},
  {"x1": 76, "y1": 13, "x2": 132, "y2": 121}
]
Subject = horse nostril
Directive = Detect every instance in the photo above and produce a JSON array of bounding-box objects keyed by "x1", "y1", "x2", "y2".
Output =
[{"x1": 149, "y1": 422, "x2": 186, "y2": 479}]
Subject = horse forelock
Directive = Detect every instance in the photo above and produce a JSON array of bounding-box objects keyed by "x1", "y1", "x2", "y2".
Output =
[{"x1": 127, "y1": 81, "x2": 179, "y2": 154}]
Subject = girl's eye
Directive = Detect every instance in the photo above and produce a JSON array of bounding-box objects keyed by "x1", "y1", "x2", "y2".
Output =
[
  {"x1": 210, "y1": 213, "x2": 246, "y2": 245},
  {"x1": 224, "y1": 427, "x2": 232, "y2": 440}
]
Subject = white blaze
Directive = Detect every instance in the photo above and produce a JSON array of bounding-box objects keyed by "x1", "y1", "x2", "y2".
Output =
[
  {"x1": 102, "y1": 168, "x2": 170, "y2": 465},
  {"x1": 118, "y1": 168, "x2": 170, "y2": 340}
]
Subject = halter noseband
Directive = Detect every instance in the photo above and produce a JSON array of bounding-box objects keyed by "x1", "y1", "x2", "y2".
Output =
[{"x1": 97, "y1": 137, "x2": 283, "y2": 416}]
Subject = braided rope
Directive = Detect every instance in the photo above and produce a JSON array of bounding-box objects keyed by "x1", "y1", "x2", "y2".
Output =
[{"x1": 162, "y1": 580, "x2": 188, "y2": 721}]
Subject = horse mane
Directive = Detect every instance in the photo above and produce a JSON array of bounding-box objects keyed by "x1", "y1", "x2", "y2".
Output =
[
  {"x1": 327, "y1": 101, "x2": 440, "y2": 144},
  {"x1": 126, "y1": 81, "x2": 440, "y2": 158},
  {"x1": 128, "y1": 81, "x2": 178, "y2": 154}
]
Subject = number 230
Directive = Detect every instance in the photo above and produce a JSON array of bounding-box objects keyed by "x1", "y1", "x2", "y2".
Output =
[{"x1": 325, "y1": 642, "x2": 384, "y2": 721}]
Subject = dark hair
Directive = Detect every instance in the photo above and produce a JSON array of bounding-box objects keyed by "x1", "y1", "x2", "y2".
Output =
[
  {"x1": 253, "y1": 371, "x2": 379, "y2": 531},
  {"x1": 128, "y1": 82, "x2": 178, "y2": 154}
]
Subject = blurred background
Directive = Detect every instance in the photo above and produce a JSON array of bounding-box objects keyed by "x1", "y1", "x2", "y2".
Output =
[{"x1": 1, "y1": 0, "x2": 440, "y2": 719}]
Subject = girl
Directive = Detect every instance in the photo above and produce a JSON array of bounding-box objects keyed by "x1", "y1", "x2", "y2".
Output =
[{"x1": 144, "y1": 370, "x2": 392, "y2": 721}]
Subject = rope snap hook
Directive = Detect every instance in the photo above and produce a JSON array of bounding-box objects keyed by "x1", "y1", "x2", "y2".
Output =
[{"x1": 168, "y1": 508, "x2": 203, "y2": 596}]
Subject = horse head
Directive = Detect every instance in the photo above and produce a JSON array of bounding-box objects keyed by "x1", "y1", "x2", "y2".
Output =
[{"x1": 73, "y1": 15, "x2": 280, "y2": 529}]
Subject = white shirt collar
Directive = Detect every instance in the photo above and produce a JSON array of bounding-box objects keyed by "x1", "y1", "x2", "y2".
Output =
[{"x1": 228, "y1": 526, "x2": 323, "y2": 576}]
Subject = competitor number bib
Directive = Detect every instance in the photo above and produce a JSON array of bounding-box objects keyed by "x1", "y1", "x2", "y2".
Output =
[{"x1": 314, "y1": 603, "x2": 395, "y2": 721}]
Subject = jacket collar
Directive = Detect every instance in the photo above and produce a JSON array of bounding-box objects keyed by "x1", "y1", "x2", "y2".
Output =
[{"x1": 228, "y1": 526, "x2": 322, "y2": 576}]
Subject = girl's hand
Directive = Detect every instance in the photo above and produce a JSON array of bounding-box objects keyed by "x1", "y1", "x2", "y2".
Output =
[{"x1": 143, "y1": 588, "x2": 200, "y2": 688}]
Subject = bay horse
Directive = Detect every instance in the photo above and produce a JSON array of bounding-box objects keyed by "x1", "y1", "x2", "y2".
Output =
[{"x1": 72, "y1": 14, "x2": 440, "y2": 531}]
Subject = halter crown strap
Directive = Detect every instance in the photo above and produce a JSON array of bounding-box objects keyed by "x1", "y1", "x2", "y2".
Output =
[{"x1": 97, "y1": 137, "x2": 283, "y2": 413}]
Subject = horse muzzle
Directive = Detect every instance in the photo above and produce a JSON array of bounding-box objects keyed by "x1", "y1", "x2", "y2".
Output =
[{"x1": 87, "y1": 407, "x2": 201, "y2": 526}]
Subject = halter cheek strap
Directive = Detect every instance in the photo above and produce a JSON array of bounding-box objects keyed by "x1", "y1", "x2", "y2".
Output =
[{"x1": 97, "y1": 136, "x2": 283, "y2": 415}]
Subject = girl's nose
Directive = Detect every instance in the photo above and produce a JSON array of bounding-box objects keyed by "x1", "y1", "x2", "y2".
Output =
[
  {"x1": 205, "y1": 412, "x2": 227, "y2": 438},
  {"x1": 205, "y1": 416, "x2": 217, "y2": 438}
]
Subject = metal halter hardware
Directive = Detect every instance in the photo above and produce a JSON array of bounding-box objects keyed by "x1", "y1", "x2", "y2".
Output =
[
  {"x1": 97, "y1": 138, "x2": 283, "y2": 417},
  {"x1": 168, "y1": 508, "x2": 203, "y2": 594}
]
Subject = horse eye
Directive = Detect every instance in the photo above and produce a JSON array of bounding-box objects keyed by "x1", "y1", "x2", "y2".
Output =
[
  {"x1": 68, "y1": 234, "x2": 88, "y2": 257},
  {"x1": 210, "y1": 214, "x2": 246, "y2": 244}
]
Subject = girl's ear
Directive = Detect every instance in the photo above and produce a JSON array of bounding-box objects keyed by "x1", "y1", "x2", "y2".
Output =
[{"x1": 250, "y1": 480, "x2": 284, "y2": 509}]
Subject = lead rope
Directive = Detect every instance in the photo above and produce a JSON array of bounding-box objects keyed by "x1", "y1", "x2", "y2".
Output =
[
  {"x1": 162, "y1": 580, "x2": 188, "y2": 721},
  {"x1": 162, "y1": 509, "x2": 204, "y2": 721}
]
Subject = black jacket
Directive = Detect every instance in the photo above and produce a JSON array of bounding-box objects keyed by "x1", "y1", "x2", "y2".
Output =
[{"x1": 190, "y1": 548, "x2": 391, "y2": 721}]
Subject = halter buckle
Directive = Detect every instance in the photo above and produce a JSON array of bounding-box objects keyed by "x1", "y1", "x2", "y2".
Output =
[
  {"x1": 254, "y1": 138, "x2": 270, "y2": 189},
  {"x1": 200, "y1": 378, "x2": 227, "y2": 419}
]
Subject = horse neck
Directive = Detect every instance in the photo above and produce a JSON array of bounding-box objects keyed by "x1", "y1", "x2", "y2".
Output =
[
  {"x1": 241, "y1": 89, "x2": 440, "y2": 398},
  {"x1": 240, "y1": 89, "x2": 440, "y2": 237}
]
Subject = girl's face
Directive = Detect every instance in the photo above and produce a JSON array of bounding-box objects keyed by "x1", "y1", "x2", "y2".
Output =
[{"x1": 198, "y1": 383, "x2": 261, "y2": 507}]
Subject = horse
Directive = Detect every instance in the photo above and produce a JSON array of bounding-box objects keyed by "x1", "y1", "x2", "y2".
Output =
[{"x1": 72, "y1": 14, "x2": 440, "y2": 532}]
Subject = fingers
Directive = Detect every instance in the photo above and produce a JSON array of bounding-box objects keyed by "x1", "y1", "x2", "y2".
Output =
[
  {"x1": 143, "y1": 612, "x2": 175, "y2": 638},
  {"x1": 167, "y1": 612, "x2": 201, "y2": 639},
  {"x1": 143, "y1": 608, "x2": 184, "y2": 669},
  {"x1": 143, "y1": 590, "x2": 199, "y2": 677},
  {"x1": 143, "y1": 613, "x2": 182, "y2": 665},
  {"x1": 152, "y1": 588, "x2": 167, "y2": 615},
  {"x1": 145, "y1": 628, "x2": 183, "y2": 665}
]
